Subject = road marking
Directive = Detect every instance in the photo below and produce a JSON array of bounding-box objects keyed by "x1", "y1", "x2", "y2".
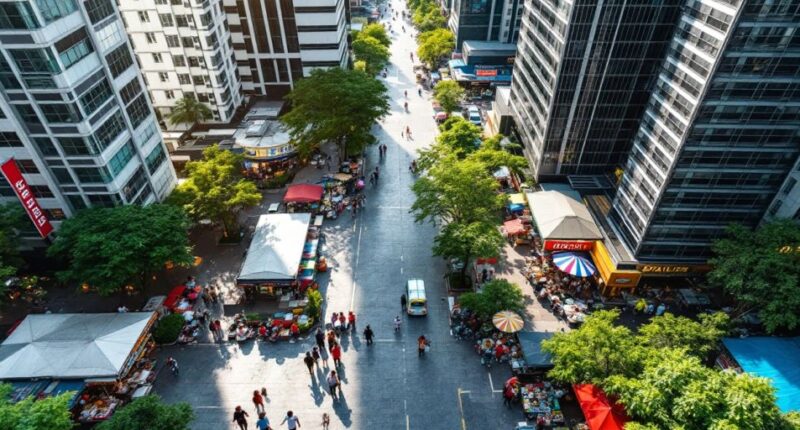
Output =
[
  {"x1": 457, "y1": 388, "x2": 470, "y2": 430},
  {"x1": 400, "y1": 267, "x2": 404, "y2": 274},
  {"x1": 406, "y1": 413, "x2": 410, "y2": 430},
  {"x1": 488, "y1": 372, "x2": 503, "y2": 394},
  {"x1": 350, "y1": 218, "x2": 364, "y2": 310}
]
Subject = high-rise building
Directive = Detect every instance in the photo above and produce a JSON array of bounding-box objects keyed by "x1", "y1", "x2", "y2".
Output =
[
  {"x1": 0, "y1": 0, "x2": 177, "y2": 233},
  {"x1": 448, "y1": 0, "x2": 522, "y2": 48},
  {"x1": 609, "y1": 0, "x2": 800, "y2": 263},
  {"x1": 225, "y1": 0, "x2": 349, "y2": 99},
  {"x1": 118, "y1": 0, "x2": 243, "y2": 124},
  {"x1": 510, "y1": 1, "x2": 682, "y2": 180}
]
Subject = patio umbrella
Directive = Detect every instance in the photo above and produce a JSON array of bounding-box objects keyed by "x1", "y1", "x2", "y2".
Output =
[
  {"x1": 552, "y1": 252, "x2": 596, "y2": 277},
  {"x1": 492, "y1": 311, "x2": 524, "y2": 333}
]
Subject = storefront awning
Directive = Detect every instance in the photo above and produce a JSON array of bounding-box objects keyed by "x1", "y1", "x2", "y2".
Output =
[
  {"x1": 238, "y1": 213, "x2": 311, "y2": 282},
  {"x1": 526, "y1": 191, "x2": 602, "y2": 240},
  {"x1": 516, "y1": 331, "x2": 554, "y2": 368},
  {"x1": 284, "y1": 184, "x2": 323, "y2": 203},
  {"x1": 573, "y1": 384, "x2": 628, "y2": 430}
]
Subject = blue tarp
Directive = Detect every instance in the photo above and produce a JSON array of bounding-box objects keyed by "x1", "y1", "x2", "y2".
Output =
[
  {"x1": 722, "y1": 337, "x2": 800, "y2": 412},
  {"x1": 48, "y1": 380, "x2": 85, "y2": 407},
  {"x1": 517, "y1": 331, "x2": 555, "y2": 368}
]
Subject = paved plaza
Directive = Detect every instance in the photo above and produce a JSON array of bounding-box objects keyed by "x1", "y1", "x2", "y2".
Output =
[{"x1": 153, "y1": 4, "x2": 539, "y2": 429}]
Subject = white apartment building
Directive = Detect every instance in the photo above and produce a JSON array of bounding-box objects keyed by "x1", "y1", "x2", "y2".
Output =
[
  {"x1": 0, "y1": 0, "x2": 177, "y2": 234},
  {"x1": 118, "y1": 0, "x2": 243, "y2": 125},
  {"x1": 224, "y1": 0, "x2": 348, "y2": 99}
]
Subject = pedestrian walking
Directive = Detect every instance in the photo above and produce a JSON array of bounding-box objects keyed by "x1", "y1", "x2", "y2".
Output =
[
  {"x1": 347, "y1": 311, "x2": 356, "y2": 331},
  {"x1": 338, "y1": 312, "x2": 346, "y2": 331},
  {"x1": 209, "y1": 320, "x2": 218, "y2": 342},
  {"x1": 252, "y1": 390, "x2": 265, "y2": 414},
  {"x1": 327, "y1": 329, "x2": 336, "y2": 349},
  {"x1": 233, "y1": 406, "x2": 250, "y2": 430},
  {"x1": 322, "y1": 413, "x2": 330, "y2": 430},
  {"x1": 363, "y1": 325, "x2": 374, "y2": 345},
  {"x1": 256, "y1": 412, "x2": 272, "y2": 430},
  {"x1": 374, "y1": 166, "x2": 380, "y2": 181},
  {"x1": 401, "y1": 129, "x2": 405, "y2": 139},
  {"x1": 331, "y1": 343, "x2": 342, "y2": 367},
  {"x1": 401, "y1": 293, "x2": 407, "y2": 311},
  {"x1": 418, "y1": 335, "x2": 428, "y2": 357},
  {"x1": 503, "y1": 385, "x2": 515, "y2": 408},
  {"x1": 369, "y1": 172, "x2": 376, "y2": 186},
  {"x1": 261, "y1": 386, "x2": 268, "y2": 399},
  {"x1": 327, "y1": 370, "x2": 340, "y2": 400},
  {"x1": 303, "y1": 352, "x2": 315, "y2": 375},
  {"x1": 319, "y1": 344, "x2": 330, "y2": 367},
  {"x1": 214, "y1": 320, "x2": 225, "y2": 342},
  {"x1": 394, "y1": 315, "x2": 402, "y2": 332},
  {"x1": 315, "y1": 328, "x2": 325, "y2": 350},
  {"x1": 280, "y1": 411, "x2": 301, "y2": 430}
]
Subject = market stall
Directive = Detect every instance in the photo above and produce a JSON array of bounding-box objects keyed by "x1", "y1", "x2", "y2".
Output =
[
  {"x1": 284, "y1": 184, "x2": 324, "y2": 213},
  {"x1": 237, "y1": 213, "x2": 313, "y2": 299},
  {"x1": 0, "y1": 312, "x2": 158, "y2": 423},
  {"x1": 512, "y1": 331, "x2": 554, "y2": 377},
  {"x1": 573, "y1": 384, "x2": 628, "y2": 430}
]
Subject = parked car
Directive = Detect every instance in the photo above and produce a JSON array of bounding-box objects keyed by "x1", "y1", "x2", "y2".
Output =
[{"x1": 466, "y1": 105, "x2": 482, "y2": 126}]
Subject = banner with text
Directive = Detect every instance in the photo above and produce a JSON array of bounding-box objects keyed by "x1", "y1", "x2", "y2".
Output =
[
  {"x1": 544, "y1": 240, "x2": 594, "y2": 252},
  {"x1": 0, "y1": 158, "x2": 53, "y2": 238}
]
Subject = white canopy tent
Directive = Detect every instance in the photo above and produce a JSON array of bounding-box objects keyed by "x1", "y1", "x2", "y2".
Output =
[
  {"x1": 525, "y1": 191, "x2": 602, "y2": 240},
  {"x1": 238, "y1": 213, "x2": 311, "y2": 283},
  {"x1": 0, "y1": 312, "x2": 155, "y2": 380}
]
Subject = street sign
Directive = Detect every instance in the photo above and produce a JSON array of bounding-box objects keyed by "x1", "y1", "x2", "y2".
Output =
[{"x1": 0, "y1": 158, "x2": 53, "y2": 238}]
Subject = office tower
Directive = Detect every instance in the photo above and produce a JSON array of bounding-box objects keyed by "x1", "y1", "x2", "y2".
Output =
[
  {"x1": 510, "y1": 1, "x2": 682, "y2": 179},
  {"x1": 225, "y1": 0, "x2": 349, "y2": 99},
  {"x1": 118, "y1": 0, "x2": 243, "y2": 124},
  {"x1": 0, "y1": 0, "x2": 178, "y2": 232},
  {"x1": 609, "y1": 0, "x2": 800, "y2": 263},
  {"x1": 448, "y1": 0, "x2": 522, "y2": 48}
]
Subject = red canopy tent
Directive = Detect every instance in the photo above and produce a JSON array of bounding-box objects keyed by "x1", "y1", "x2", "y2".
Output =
[
  {"x1": 284, "y1": 184, "x2": 324, "y2": 203},
  {"x1": 503, "y1": 218, "x2": 527, "y2": 236},
  {"x1": 573, "y1": 384, "x2": 628, "y2": 430}
]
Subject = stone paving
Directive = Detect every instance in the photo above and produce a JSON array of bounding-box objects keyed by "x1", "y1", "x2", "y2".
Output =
[{"x1": 152, "y1": 4, "x2": 542, "y2": 429}]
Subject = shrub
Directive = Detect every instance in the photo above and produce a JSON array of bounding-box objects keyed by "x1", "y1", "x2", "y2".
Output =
[
  {"x1": 153, "y1": 314, "x2": 185, "y2": 344},
  {"x1": 305, "y1": 289, "x2": 323, "y2": 319}
]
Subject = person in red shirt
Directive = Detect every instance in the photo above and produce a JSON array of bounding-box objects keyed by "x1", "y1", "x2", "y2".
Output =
[
  {"x1": 331, "y1": 343, "x2": 342, "y2": 367},
  {"x1": 494, "y1": 344, "x2": 504, "y2": 362},
  {"x1": 290, "y1": 322, "x2": 299, "y2": 340},
  {"x1": 347, "y1": 311, "x2": 356, "y2": 331},
  {"x1": 258, "y1": 324, "x2": 267, "y2": 339},
  {"x1": 338, "y1": 313, "x2": 346, "y2": 331}
]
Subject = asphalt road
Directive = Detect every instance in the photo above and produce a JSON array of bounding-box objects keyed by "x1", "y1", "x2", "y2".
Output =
[{"x1": 153, "y1": 3, "x2": 522, "y2": 429}]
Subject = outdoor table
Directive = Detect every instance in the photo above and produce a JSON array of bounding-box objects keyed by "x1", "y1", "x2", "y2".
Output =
[{"x1": 268, "y1": 203, "x2": 280, "y2": 213}]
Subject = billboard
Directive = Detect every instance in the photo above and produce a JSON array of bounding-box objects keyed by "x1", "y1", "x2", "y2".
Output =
[
  {"x1": 0, "y1": 158, "x2": 53, "y2": 238},
  {"x1": 544, "y1": 240, "x2": 594, "y2": 252}
]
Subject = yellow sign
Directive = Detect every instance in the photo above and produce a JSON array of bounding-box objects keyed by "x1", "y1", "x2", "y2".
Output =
[{"x1": 639, "y1": 265, "x2": 690, "y2": 274}]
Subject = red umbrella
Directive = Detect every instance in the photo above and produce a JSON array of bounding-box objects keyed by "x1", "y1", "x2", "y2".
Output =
[
  {"x1": 573, "y1": 384, "x2": 628, "y2": 430},
  {"x1": 284, "y1": 184, "x2": 324, "y2": 203}
]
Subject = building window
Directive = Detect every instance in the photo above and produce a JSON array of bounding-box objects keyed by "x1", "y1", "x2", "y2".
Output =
[
  {"x1": 13, "y1": 104, "x2": 42, "y2": 125},
  {"x1": 192, "y1": 75, "x2": 204, "y2": 85},
  {"x1": 9, "y1": 48, "x2": 60, "y2": 73},
  {"x1": 173, "y1": 55, "x2": 185, "y2": 67},
  {"x1": 137, "y1": 10, "x2": 149, "y2": 23},
  {"x1": 107, "y1": 140, "x2": 135, "y2": 175},
  {"x1": 769, "y1": 200, "x2": 783, "y2": 216},
  {"x1": 188, "y1": 57, "x2": 200, "y2": 67},
  {"x1": 35, "y1": 0, "x2": 77, "y2": 24},
  {"x1": 158, "y1": 72, "x2": 168, "y2": 82},
  {"x1": 58, "y1": 36, "x2": 93, "y2": 69},
  {"x1": 152, "y1": 52, "x2": 162, "y2": 63},
  {"x1": 34, "y1": 137, "x2": 58, "y2": 155},
  {"x1": 158, "y1": 13, "x2": 173, "y2": 26},
  {"x1": 39, "y1": 102, "x2": 82, "y2": 123},
  {"x1": 119, "y1": 78, "x2": 142, "y2": 105},
  {"x1": 0, "y1": 131, "x2": 23, "y2": 147},
  {"x1": 145, "y1": 144, "x2": 167, "y2": 174},
  {"x1": 166, "y1": 35, "x2": 180, "y2": 48},
  {"x1": 155, "y1": 0, "x2": 167, "y2": 4},
  {"x1": 175, "y1": 15, "x2": 188, "y2": 27},
  {"x1": 123, "y1": 166, "x2": 148, "y2": 201},
  {"x1": 0, "y1": 2, "x2": 39, "y2": 29},
  {"x1": 91, "y1": 111, "x2": 126, "y2": 151},
  {"x1": 164, "y1": 90, "x2": 175, "y2": 99},
  {"x1": 178, "y1": 74, "x2": 190, "y2": 85},
  {"x1": 74, "y1": 166, "x2": 112, "y2": 183},
  {"x1": 105, "y1": 44, "x2": 133, "y2": 78},
  {"x1": 126, "y1": 94, "x2": 150, "y2": 128},
  {"x1": 59, "y1": 136, "x2": 94, "y2": 155},
  {"x1": 134, "y1": 120, "x2": 157, "y2": 145},
  {"x1": 0, "y1": 55, "x2": 21, "y2": 89},
  {"x1": 79, "y1": 79, "x2": 113, "y2": 115},
  {"x1": 84, "y1": 0, "x2": 114, "y2": 24},
  {"x1": 782, "y1": 177, "x2": 797, "y2": 195},
  {"x1": 88, "y1": 194, "x2": 121, "y2": 208},
  {"x1": 145, "y1": 33, "x2": 157, "y2": 44},
  {"x1": 16, "y1": 159, "x2": 39, "y2": 174}
]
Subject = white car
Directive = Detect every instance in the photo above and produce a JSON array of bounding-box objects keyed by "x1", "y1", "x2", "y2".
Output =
[{"x1": 466, "y1": 106, "x2": 482, "y2": 126}]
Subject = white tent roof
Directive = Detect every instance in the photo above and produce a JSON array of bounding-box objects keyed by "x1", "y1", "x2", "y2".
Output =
[
  {"x1": 238, "y1": 213, "x2": 311, "y2": 282},
  {"x1": 0, "y1": 312, "x2": 154, "y2": 380},
  {"x1": 526, "y1": 191, "x2": 602, "y2": 240}
]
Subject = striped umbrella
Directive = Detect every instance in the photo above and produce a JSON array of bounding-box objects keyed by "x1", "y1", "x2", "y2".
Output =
[
  {"x1": 493, "y1": 310, "x2": 524, "y2": 333},
  {"x1": 552, "y1": 252, "x2": 597, "y2": 277}
]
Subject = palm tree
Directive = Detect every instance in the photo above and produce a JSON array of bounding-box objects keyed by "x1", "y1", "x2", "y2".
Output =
[{"x1": 167, "y1": 96, "x2": 213, "y2": 129}]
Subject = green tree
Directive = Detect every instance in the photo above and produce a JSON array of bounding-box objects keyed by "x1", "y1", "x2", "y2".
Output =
[
  {"x1": 458, "y1": 279, "x2": 524, "y2": 319},
  {"x1": 352, "y1": 35, "x2": 390, "y2": 75},
  {"x1": 169, "y1": 145, "x2": 261, "y2": 238},
  {"x1": 417, "y1": 28, "x2": 454, "y2": 67},
  {"x1": 413, "y1": 7, "x2": 446, "y2": 32},
  {"x1": 167, "y1": 96, "x2": 213, "y2": 128},
  {"x1": 708, "y1": 220, "x2": 800, "y2": 333},
  {"x1": 637, "y1": 312, "x2": 729, "y2": 359},
  {"x1": 282, "y1": 68, "x2": 390, "y2": 157},
  {"x1": 417, "y1": 117, "x2": 481, "y2": 170},
  {"x1": 433, "y1": 221, "x2": 504, "y2": 284},
  {"x1": 411, "y1": 156, "x2": 505, "y2": 225},
  {"x1": 433, "y1": 80, "x2": 464, "y2": 114},
  {"x1": 48, "y1": 204, "x2": 193, "y2": 295},
  {"x1": 0, "y1": 203, "x2": 26, "y2": 279},
  {"x1": 542, "y1": 310, "x2": 645, "y2": 384},
  {"x1": 97, "y1": 395, "x2": 194, "y2": 430},
  {"x1": 354, "y1": 60, "x2": 367, "y2": 72},
  {"x1": 466, "y1": 134, "x2": 528, "y2": 175},
  {"x1": 0, "y1": 383, "x2": 74, "y2": 430},
  {"x1": 359, "y1": 23, "x2": 391, "y2": 47}
]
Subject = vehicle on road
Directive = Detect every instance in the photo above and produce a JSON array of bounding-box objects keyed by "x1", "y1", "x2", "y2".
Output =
[
  {"x1": 466, "y1": 105, "x2": 482, "y2": 126},
  {"x1": 406, "y1": 279, "x2": 427, "y2": 316}
]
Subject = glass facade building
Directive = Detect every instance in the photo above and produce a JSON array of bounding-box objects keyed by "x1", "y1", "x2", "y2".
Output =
[
  {"x1": 610, "y1": 0, "x2": 800, "y2": 263},
  {"x1": 510, "y1": 0, "x2": 682, "y2": 179},
  {"x1": 448, "y1": 0, "x2": 522, "y2": 47}
]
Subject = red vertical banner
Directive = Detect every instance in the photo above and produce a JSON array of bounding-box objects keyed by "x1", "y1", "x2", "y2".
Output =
[{"x1": 0, "y1": 158, "x2": 53, "y2": 238}]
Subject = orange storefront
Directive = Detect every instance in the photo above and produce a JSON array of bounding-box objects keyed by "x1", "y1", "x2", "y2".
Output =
[{"x1": 590, "y1": 240, "x2": 641, "y2": 296}]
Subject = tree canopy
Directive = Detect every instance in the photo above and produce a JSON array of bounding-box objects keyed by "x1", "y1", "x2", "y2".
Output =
[
  {"x1": 359, "y1": 23, "x2": 391, "y2": 48},
  {"x1": 637, "y1": 312, "x2": 729, "y2": 360},
  {"x1": 413, "y1": 6, "x2": 447, "y2": 32},
  {"x1": 433, "y1": 221, "x2": 504, "y2": 280},
  {"x1": 352, "y1": 35, "x2": 390, "y2": 75},
  {"x1": 708, "y1": 220, "x2": 800, "y2": 333},
  {"x1": 282, "y1": 68, "x2": 389, "y2": 157},
  {"x1": 417, "y1": 28, "x2": 455, "y2": 67},
  {"x1": 169, "y1": 144, "x2": 261, "y2": 237},
  {"x1": 458, "y1": 279, "x2": 524, "y2": 319},
  {"x1": 0, "y1": 202, "x2": 26, "y2": 279},
  {"x1": 97, "y1": 395, "x2": 194, "y2": 430},
  {"x1": 168, "y1": 96, "x2": 212, "y2": 128},
  {"x1": 0, "y1": 383, "x2": 75, "y2": 430},
  {"x1": 433, "y1": 80, "x2": 464, "y2": 114}
]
